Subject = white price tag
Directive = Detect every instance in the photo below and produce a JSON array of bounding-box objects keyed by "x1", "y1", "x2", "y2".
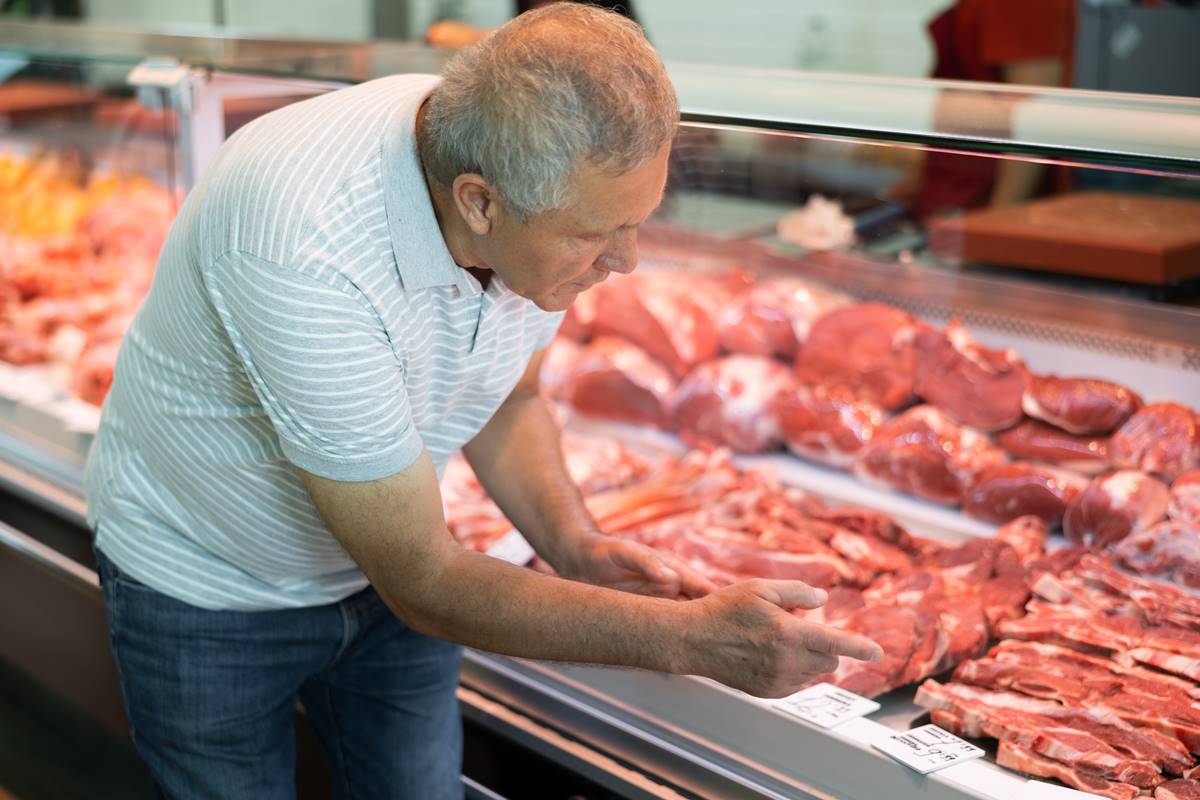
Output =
[
  {"x1": 772, "y1": 682, "x2": 880, "y2": 729},
  {"x1": 485, "y1": 530, "x2": 536, "y2": 566},
  {"x1": 1021, "y1": 779, "x2": 1104, "y2": 799},
  {"x1": 872, "y1": 724, "x2": 985, "y2": 775}
]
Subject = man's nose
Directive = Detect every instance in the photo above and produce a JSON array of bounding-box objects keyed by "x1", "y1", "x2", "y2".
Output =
[{"x1": 596, "y1": 229, "x2": 638, "y2": 275}]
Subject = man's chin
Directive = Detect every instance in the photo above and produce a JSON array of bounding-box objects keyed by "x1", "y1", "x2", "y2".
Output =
[{"x1": 530, "y1": 289, "x2": 578, "y2": 313}]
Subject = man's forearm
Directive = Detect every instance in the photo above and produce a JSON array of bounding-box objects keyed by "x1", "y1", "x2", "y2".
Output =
[
  {"x1": 376, "y1": 537, "x2": 691, "y2": 673},
  {"x1": 462, "y1": 392, "x2": 595, "y2": 570}
]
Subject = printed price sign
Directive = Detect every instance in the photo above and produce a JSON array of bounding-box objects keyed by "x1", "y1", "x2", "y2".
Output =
[
  {"x1": 773, "y1": 682, "x2": 881, "y2": 729},
  {"x1": 872, "y1": 724, "x2": 985, "y2": 775},
  {"x1": 1021, "y1": 779, "x2": 1106, "y2": 799},
  {"x1": 486, "y1": 530, "x2": 536, "y2": 566}
]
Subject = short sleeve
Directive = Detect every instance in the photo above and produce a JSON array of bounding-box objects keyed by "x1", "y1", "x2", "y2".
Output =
[
  {"x1": 976, "y1": 0, "x2": 1075, "y2": 67},
  {"x1": 206, "y1": 250, "x2": 424, "y2": 482},
  {"x1": 535, "y1": 309, "x2": 566, "y2": 351}
]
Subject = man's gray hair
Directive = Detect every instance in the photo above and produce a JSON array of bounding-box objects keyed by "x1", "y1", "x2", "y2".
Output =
[{"x1": 419, "y1": 3, "x2": 679, "y2": 221}]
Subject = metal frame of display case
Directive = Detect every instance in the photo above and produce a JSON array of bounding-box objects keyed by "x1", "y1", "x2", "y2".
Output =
[{"x1": 2, "y1": 21, "x2": 1200, "y2": 800}]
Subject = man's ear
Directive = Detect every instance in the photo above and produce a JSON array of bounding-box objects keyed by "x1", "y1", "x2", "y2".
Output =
[{"x1": 452, "y1": 173, "x2": 496, "y2": 236}]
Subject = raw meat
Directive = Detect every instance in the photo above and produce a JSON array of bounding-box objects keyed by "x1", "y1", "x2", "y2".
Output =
[
  {"x1": 1023, "y1": 374, "x2": 1143, "y2": 435},
  {"x1": 814, "y1": 605, "x2": 930, "y2": 697},
  {"x1": 963, "y1": 462, "x2": 1088, "y2": 526},
  {"x1": 1111, "y1": 403, "x2": 1200, "y2": 483},
  {"x1": 954, "y1": 641, "x2": 1200, "y2": 752},
  {"x1": 591, "y1": 273, "x2": 723, "y2": 377},
  {"x1": 562, "y1": 337, "x2": 675, "y2": 427},
  {"x1": 921, "y1": 679, "x2": 1190, "y2": 775},
  {"x1": 917, "y1": 680, "x2": 1172, "y2": 787},
  {"x1": 1064, "y1": 470, "x2": 1170, "y2": 548},
  {"x1": 716, "y1": 278, "x2": 850, "y2": 359},
  {"x1": 1158, "y1": 780, "x2": 1200, "y2": 800},
  {"x1": 994, "y1": 515, "x2": 1049, "y2": 565},
  {"x1": 670, "y1": 355, "x2": 791, "y2": 453},
  {"x1": 1114, "y1": 521, "x2": 1200, "y2": 590},
  {"x1": 1073, "y1": 555, "x2": 1200, "y2": 630},
  {"x1": 996, "y1": 419, "x2": 1111, "y2": 475},
  {"x1": 912, "y1": 319, "x2": 1027, "y2": 431},
  {"x1": 70, "y1": 339, "x2": 121, "y2": 406},
  {"x1": 1170, "y1": 471, "x2": 1200, "y2": 525},
  {"x1": 539, "y1": 337, "x2": 583, "y2": 399},
  {"x1": 796, "y1": 302, "x2": 923, "y2": 409},
  {"x1": 854, "y1": 405, "x2": 1007, "y2": 506},
  {"x1": 995, "y1": 602, "x2": 1200, "y2": 683},
  {"x1": 994, "y1": 741, "x2": 1140, "y2": 800},
  {"x1": 773, "y1": 381, "x2": 884, "y2": 468}
]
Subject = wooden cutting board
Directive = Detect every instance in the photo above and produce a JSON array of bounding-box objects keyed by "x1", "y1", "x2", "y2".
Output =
[{"x1": 929, "y1": 191, "x2": 1200, "y2": 285}]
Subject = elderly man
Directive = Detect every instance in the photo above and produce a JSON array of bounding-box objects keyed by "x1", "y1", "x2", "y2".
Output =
[{"x1": 85, "y1": 5, "x2": 881, "y2": 798}]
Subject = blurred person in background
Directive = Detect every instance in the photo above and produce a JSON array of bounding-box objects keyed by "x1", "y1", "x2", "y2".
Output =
[{"x1": 909, "y1": 0, "x2": 1077, "y2": 219}]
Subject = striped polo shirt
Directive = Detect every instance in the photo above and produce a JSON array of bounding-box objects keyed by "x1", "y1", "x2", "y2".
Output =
[{"x1": 84, "y1": 74, "x2": 563, "y2": 611}]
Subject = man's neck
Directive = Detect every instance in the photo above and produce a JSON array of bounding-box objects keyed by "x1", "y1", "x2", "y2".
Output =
[{"x1": 415, "y1": 100, "x2": 488, "y2": 279}]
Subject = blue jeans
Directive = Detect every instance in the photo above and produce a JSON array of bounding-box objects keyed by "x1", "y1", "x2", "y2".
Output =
[{"x1": 96, "y1": 549, "x2": 464, "y2": 800}]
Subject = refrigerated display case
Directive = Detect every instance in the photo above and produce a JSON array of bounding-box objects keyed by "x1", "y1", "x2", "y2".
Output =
[{"x1": 2, "y1": 20, "x2": 1199, "y2": 800}]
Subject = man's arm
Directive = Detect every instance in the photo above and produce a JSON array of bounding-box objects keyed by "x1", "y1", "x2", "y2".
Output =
[
  {"x1": 299, "y1": 455, "x2": 883, "y2": 698},
  {"x1": 461, "y1": 349, "x2": 713, "y2": 597}
]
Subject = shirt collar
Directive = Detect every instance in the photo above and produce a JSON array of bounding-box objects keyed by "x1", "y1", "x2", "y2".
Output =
[{"x1": 380, "y1": 75, "x2": 479, "y2": 295}]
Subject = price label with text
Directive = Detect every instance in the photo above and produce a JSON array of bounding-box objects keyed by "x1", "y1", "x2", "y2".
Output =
[
  {"x1": 873, "y1": 724, "x2": 985, "y2": 775},
  {"x1": 773, "y1": 682, "x2": 881, "y2": 729}
]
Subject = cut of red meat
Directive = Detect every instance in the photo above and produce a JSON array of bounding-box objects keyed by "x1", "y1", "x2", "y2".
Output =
[
  {"x1": 815, "y1": 605, "x2": 921, "y2": 698},
  {"x1": 716, "y1": 278, "x2": 850, "y2": 359},
  {"x1": 912, "y1": 319, "x2": 1028, "y2": 431},
  {"x1": 854, "y1": 405, "x2": 1007, "y2": 506},
  {"x1": 826, "y1": 529, "x2": 913, "y2": 574},
  {"x1": 1023, "y1": 374, "x2": 1143, "y2": 435},
  {"x1": 1158, "y1": 779, "x2": 1200, "y2": 800},
  {"x1": 1111, "y1": 403, "x2": 1200, "y2": 483},
  {"x1": 964, "y1": 462, "x2": 1088, "y2": 526},
  {"x1": 994, "y1": 515, "x2": 1049, "y2": 565},
  {"x1": 1073, "y1": 555, "x2": 1200, "y2": 630},
  {"x1": 70, "y1": 338, "x2": 120, "y2": 406},
  {"x1": 994, "y1": 741, "x2": 1141, "y2": 800},
  {"x1": 714, "y1": 282, "x2": 813, "y2": 357},
  {"x1": 670, "y1": 355, "x2": 791, "y2": 453},
  {"x1": 932, "y1": 594, "x2": 989, "y2": 671},
  {"x1": 640, "y1": 523, "x2": 869, "y2": 588},
  {"x1": 1170, "y1": 471, "x2": 1200, "y2": 525},
  {"x1": 954, "y1": 641, "x2": 1200, "y2": 752},
  {"x1": 540, "y1": 337, "x2": 583, "y2": 399},
  {"x1": 1114, "y1": 521, "x2": 1200, "y2": 590},
  {"x1": 796, "y1": 302, "x2": 924, "y2": 409},
  {"x1": 925, "y1": 679, "x2": 1190, "y2": 775},
  {"x1": 1064, "y1": 470, "x2": 1170, "y2": 549},
  {"x1": 773, "y1": 381, "x2": 884, "y2": 468},
  {"x1": 915, "y1": 680, "x2": 1163, "y2": 788},
  {"x1": 995, "y1": 419, "x2": 1110, "y2": 475},
  {"x1": 590, "y1": 273, "x2": 722, "y2": 378},
  {"x1": 563, "y1": 337, "x2": 675, "y2": 427}
]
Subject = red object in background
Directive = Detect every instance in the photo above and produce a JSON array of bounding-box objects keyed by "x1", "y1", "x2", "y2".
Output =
[
  {"x1": 563, "y1": 336, "x2": 675, "y2": 428},
  {"x1": 917, "y1": 0, "x2": 1077, "y2": 220}
]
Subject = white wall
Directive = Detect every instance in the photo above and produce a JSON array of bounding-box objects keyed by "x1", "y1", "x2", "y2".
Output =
[
  {"x1": 408, "y1": 0, "x2": 951, "y2": 76},
  {"x1": 85, "y1": 0, "x2": 952, "y2": 77}
]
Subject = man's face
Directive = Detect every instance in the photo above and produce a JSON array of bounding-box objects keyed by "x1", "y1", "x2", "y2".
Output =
[{"x1": 478, "y1": 145, "x2": 670, "y2": 312}]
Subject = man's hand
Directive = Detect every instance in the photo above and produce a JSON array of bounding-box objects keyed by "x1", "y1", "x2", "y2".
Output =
[
  {"x1": 684, "y1": 579, "x2": 884, "y2": 699},
  {"x1": 560, "y1": 532, "x2": 716, "y2": 599}
]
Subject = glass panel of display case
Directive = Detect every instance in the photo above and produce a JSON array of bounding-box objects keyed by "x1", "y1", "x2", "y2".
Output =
[{"x1": 0, "y1": 52, "x2": 182, "y2": 495}]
